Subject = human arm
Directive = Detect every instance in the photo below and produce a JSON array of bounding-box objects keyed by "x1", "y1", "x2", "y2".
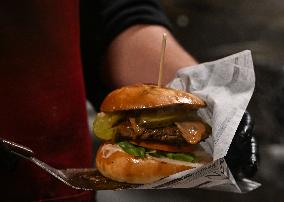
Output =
[
  {"x1": 94, "y1": 0, "x2": 197, "y2": 88},
  {"x1": 85, "y1": 0, "x2": 258, "y2": 179},
  {"x1": 101, "y1": 16, "x2": 258, "y2": 179},
  {"x1": 104, "y1": 25, "x2": 197, "y2": 87}
]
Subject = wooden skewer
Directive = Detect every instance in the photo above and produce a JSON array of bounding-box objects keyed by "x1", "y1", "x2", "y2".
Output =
[{"x1": 158, "y1": 33, "x2": 167, "y2": 87}]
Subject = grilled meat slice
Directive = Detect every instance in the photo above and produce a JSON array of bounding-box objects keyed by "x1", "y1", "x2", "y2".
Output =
[{"x1": 116, "y1": 121, "x2": 187, "y2": 145}]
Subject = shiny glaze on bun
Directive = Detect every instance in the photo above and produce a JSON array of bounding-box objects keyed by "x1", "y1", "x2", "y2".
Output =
[{"x1": 100, "y1": 84, "x2": 206, "y2": 112}]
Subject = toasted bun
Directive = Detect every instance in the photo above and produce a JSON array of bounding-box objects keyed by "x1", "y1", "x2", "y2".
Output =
[
  {"x1": 96, "y1": 143, "x2": 211, "y2": 184},
  {"x1": 100, "y1": 84, "x2": 205, "y2": 112}
]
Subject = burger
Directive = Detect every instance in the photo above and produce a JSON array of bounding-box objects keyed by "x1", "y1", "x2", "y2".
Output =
[{"x1": 93, "y1": 83, "x2": 212, "y2": 184}]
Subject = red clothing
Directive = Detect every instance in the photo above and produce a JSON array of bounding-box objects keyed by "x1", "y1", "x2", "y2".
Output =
[{"x1": 0, "y1": 1, "x2": 93, "y2": 201}]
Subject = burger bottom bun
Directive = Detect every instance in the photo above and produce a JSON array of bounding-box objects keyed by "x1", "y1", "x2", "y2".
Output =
[{"x1": 96, "y1": 143, "x2": 211, "y2": 184}]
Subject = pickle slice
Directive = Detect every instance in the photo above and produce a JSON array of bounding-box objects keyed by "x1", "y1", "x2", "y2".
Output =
[
  {"x1": 137, "y1": 110, "x2": 199, "y2": 128},
  {"x1": 93, "y1": 112, "x2": 123, "y2": 140}
]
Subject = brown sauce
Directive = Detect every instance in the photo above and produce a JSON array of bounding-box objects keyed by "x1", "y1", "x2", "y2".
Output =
[{"x1": 66, "y1": 169, "x2": 139, "y2": 190}]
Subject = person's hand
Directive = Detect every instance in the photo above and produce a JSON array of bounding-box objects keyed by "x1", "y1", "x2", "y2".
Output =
[
  {"x1": 0, "y1": 139, "x2": 19, "y2": 171},
  {"x1": 225, "y1": 111, "x2": 258, "y2": 179}
]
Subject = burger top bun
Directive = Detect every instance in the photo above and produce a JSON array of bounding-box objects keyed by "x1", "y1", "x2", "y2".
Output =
[{"x1": 100, "y1": 83, "x2": 206, "y2": 112}]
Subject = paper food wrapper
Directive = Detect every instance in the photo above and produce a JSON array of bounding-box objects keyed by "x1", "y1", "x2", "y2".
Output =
[{"x1": 136, "y1": 50, "x2": 260, "y2": 192}]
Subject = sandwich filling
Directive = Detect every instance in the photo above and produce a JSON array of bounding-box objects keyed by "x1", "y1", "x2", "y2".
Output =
[{"x1": 93, "y1": 105, "x2": 211, "y2": 163}]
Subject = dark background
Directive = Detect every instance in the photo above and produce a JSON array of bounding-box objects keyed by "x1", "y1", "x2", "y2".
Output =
[
  {"x1": 97, "y1": 0, "x2": 284, "y2": 201},
  {"x1": 161, "y1": 0, "x2": 284, "y2": 145}
]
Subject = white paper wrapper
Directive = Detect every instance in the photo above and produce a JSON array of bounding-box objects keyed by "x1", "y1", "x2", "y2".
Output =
[{"x1": 136, "y1": 50, "x2": 261, "y2": 192}]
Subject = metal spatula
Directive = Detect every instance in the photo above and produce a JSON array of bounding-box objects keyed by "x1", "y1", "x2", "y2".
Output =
[{"x1": 1, "y1": 139, "x2": 137, "y2": 190}]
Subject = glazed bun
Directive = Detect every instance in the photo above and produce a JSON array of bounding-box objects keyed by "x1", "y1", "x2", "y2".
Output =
[
  {"x1": 96, "y1": 143, "x2": 191, "y2": 184},
  {"x1": 100, "y1": 83, "x2": 206, "y2": 112}
]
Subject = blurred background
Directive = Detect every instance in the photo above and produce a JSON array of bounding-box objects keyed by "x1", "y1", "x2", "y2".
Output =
[{"x1": 96, "y1": 0, "x2": 284, "y2": 201}]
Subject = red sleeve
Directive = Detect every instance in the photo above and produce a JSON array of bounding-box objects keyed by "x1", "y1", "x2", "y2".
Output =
[{"x1": 0, "y1": 0, "x2": 93, "y2": 201}]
